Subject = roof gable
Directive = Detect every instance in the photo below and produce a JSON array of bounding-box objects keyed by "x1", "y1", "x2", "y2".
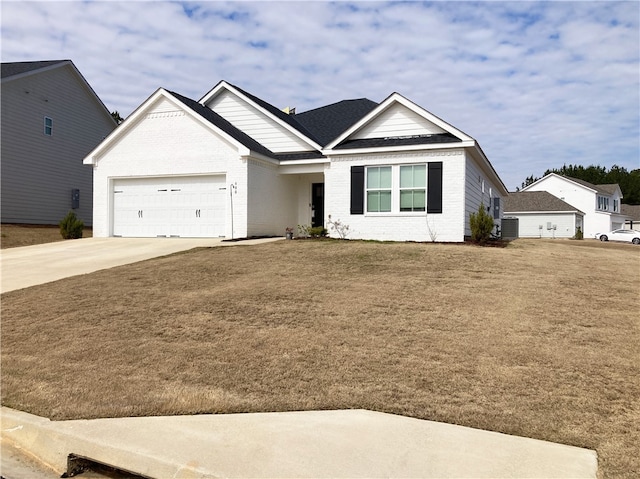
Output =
[
  {"x1": 199, "y1": 81, "x2": 322, "y2": 152},
  {"x1": 352, "y1": 101, "x2": 448, "y2": 139},
  {"x1": 84, "y1": 88, "x2": 264, "y2": 164},
  {"x1": 325, "y1": 92, "x2": 473, "y2": 150},
  {"x1": 169, "y1": 91, "x2": 276, "y2": 158},
  {"x1": 84, "y1": 88, "x2": 324, "y2": 165},
  {"x1": 2, "y1": 59, "x2": 115, "y2": 126}
]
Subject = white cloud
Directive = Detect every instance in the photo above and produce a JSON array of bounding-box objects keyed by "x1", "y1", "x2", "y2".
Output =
[{"x1": 1, "y1": 0, "x2": 638, "y2": 190}]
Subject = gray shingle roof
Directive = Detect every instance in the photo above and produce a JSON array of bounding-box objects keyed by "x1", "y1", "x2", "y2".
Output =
[
  {"x1": 1, "y1": 60, "x2": 68, "y2": 79},
  {"x1": 621, "y1": 204, "x2": 640, "y2": 221},
  {"x1": 294, "y1": 99, "x2": 379, "y2": 146},
  {"x1": 562, "y1": 176, "x2": 619, "y2": 196},
  {"x1": 505, "y1": 191, "x2": 584, "y2": 214}
]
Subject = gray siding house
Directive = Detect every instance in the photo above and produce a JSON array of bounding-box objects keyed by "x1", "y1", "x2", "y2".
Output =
[{"x1": 1, "y1": 60, "x2": 116, "y2": 226}]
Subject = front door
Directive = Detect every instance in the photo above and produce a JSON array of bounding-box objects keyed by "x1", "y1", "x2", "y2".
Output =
[{"x1": 312, "y1": 183, "x2": 324, "y2": 228}]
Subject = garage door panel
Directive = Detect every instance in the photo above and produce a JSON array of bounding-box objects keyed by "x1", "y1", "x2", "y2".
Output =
[{"x1": 113, "y1": 176, "x2": 226, "y2": 238}]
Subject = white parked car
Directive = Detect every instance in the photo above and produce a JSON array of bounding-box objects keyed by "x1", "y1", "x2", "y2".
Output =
[{"x1": 595, "y1": 229, "x2": 640, "y2": 245}]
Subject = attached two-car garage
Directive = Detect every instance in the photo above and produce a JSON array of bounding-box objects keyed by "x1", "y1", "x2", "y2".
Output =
[{"x1": 112, "y1": 175, "x2": 226, "y2": 238}]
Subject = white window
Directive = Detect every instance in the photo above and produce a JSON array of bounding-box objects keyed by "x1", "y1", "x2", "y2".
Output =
[
  {"x1": 598, "y1": 196, "x2": 609, "y2": 211},
  {"x1": 613, "y1": 199, "x2": 619, "y2": 212},
  {"x1": 44, "y1": 117, "x2": 53, "y2": 136},
  {"x1": 399, "y1": 165, "x2": 426, "y2": 212},
  {"x1": 366, "y1": 164, "x2": 428, "y2": 214},
  {"x1": 366, "y1": 166, "x2": 392, "y2": 212}
]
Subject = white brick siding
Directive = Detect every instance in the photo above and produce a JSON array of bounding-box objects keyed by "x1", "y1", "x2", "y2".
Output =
[
  {"x1": 325, "y1": 150, "x2": 467, "y2": 242},
  {"x1": 92, "y1": 101, "x2": 241, "y2": 237},
  {"x1": 246, "y1": 159, "x2": 299, "y2": 237}
]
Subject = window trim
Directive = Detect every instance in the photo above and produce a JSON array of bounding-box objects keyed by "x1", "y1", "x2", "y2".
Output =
[
  {"x1": 366, "y1": 166, "x2": 392, "y2": 213},
  {"x1": 399, "y1": 164, "x2": 426, "y2": 212},
  {"x1": 44, "y1": 116, "x2": 53, "y2": 136},
  {"x1": 597, "y1": 195, "x2": 609, "y2": 211}
]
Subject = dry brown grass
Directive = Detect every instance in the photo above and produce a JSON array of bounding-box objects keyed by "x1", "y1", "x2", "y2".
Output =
[
  {"x1": 1, "y1": 224, "x2": 92, "y2": 249},
  {"x1": 1, "y1": 238, "x2": 639, "y2": 478}
]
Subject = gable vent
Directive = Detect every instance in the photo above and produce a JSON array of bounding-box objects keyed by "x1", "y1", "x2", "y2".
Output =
[{"x1": 383, "y1": 134, "x2": 435, "y2": 140}]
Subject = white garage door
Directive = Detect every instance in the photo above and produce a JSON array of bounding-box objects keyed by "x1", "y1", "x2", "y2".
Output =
[{"x1": 113, "y1": 176, "x2": 226, "y2": 237}]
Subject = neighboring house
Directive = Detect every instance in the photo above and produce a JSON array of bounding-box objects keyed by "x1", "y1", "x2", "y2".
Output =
[
  {"x1": 522, "y1": 174, "x2": 627, "y2": 238},
  {"x1": 83, "y1": 81, "x2": 508, "y2": 242},
  {"x1": 1, "y1": 60, "x2": 117, "y2": 226},
  {"x1": 621, "y1": 204, "x2": 640, "y2": 230},
  {"x1": 504, "y1": 191, "x2": 585, "y2": 238}
]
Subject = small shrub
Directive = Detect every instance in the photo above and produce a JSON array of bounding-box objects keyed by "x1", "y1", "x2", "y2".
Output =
[
  {"x1": 59, "y1": 211, "x2": 84, "y2": 239},
  {"x1": 327, "y1": 215, "x2": 350, "y2": 239},
  {"x1": 308, "y1": 226, "x2": 327, "y2": 238},
  {"x1": 297, "y1": 224, "x2": 311, "y2": 238},
  {"x1": 573, "y1": 227, "x2": 583, "y2": 240},
  {"x1": 469, "y1": 203, "x2": 494, "y2": 245}
]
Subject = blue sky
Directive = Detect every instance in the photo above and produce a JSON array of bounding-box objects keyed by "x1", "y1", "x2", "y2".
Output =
[{"x1": 2, "y1": 1, "x2": 638, "y2": 190}]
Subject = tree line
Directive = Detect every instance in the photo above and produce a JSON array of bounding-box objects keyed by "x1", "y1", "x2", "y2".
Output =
[{"x1": 519, "y1": 164, "x2": 640, "y2": 204}]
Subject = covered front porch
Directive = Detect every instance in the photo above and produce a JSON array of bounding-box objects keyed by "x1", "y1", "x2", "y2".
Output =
[{"x1": 280, "y1": 160, "x2": 327, "y2": 232}]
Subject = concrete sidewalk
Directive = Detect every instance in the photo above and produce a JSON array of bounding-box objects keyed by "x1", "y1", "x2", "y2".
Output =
[
  {"x1": 0, "y1": 237, "x2": 282, "y2": 293},
  {"x1": 1, "y1": 407, "x2": 597, "y2": 478}
]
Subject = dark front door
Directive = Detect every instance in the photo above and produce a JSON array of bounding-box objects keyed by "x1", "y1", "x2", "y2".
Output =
[{"x1": 312, "y1": 183, "x2": 324, "y2": 227}]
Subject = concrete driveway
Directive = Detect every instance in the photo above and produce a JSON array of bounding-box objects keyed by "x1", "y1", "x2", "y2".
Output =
[{"x1": 1, "y1": 237, "x2": 281, "y2": 294}]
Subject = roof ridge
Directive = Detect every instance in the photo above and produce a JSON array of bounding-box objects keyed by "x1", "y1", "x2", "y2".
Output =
[{"x1": 297, "y1": 98, "x2": 377, "y2": 115}]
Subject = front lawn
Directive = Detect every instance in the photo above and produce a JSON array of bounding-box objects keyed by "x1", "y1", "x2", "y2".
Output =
[
  {"x1": 1, "y1": 224, "x2": 92, "y2": 249},
  {"x1": 1, "y1": 239, "x2": 638, "y2": 478}
]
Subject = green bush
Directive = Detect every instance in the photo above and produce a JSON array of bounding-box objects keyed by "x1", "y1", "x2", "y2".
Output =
[
  {"x1": 469, "y1": 203, "x2": 494, "y2": 245},
  {"x1": 308, "y1": 226, "x2": 327, "y2": 238},
  {"x1": 573, "y1": 227, "x2": 583, "y2": 240},
  {"x1": 59, "y1": 211, "x2": 84, "y2": 239}
]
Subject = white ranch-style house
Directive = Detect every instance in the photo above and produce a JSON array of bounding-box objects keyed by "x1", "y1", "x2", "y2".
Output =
[{"x1": 84, "y1": 81, "x2": 508, "y2": 242}]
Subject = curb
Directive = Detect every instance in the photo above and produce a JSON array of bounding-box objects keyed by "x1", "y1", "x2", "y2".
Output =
[{"x1": 1, "y1": 408, "x2": 209, "y2": 478}]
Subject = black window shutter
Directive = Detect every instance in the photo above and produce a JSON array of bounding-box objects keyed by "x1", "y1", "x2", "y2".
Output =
[
  {"x1": 350, "y1": 166, "x2": 365, "y2": 215},
  {"x1": 493, "y1": 197, "x2": 501, "y2": 219},
  {"x1": 427, "y1": 162, "x2": 443, "y2": 214}
]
